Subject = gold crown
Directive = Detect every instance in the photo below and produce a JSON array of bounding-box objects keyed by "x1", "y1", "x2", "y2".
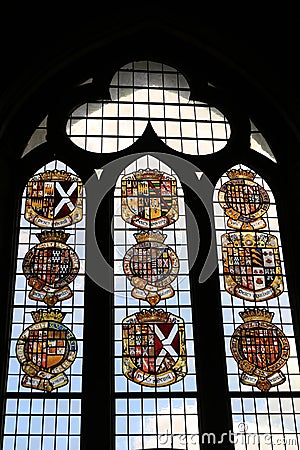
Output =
[
  {"x1": 30, "y1": 169, "x2": 80, "y2": 182},
  {"x1": 240, "y1": 308, "x2": 274, "y2": 323},
  {"x1": 31, "y1": 309, "x2": 66, "y2": 323},
  {"x1": 37, "y1": 229, "x2": 70, "y2": 243},
  {"x1": 134, "y1": 230, "x2": 166, "y2": 244},
  {"x1": 227, "y1": 168, "x2": 256, "y2": 180},
  {"x1": 134, "y1": 169, "x2": 163, "y2": 180},
  {"x1": 136, "y1": 308, "x2": 169, "y2": 323}
]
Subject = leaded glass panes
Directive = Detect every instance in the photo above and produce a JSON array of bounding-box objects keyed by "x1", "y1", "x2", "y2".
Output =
[
  {"x1": 231, "y1": 397, "x2": 300, "y2": 449},
  {"x1": 214, "y1": 163, "x2": 300, "y2": 448},
  {"x1": 57, "y1": 61, "x2": 275, "y2": 161},
  {"x1": 114, "y1": 155, "x2": 200, "y2": 448},
  {"x1": 2, "y1": 160, "x2": 85, "y2": 450},
  {"x1": 115, "y1": 397, "x2": 200, "y2": 449},
  {"x1": 65, "y1": 61, "x2": 231, "y2": 156},
  {"x1": 214, "y1": 164, "x2": 299, "y2": 392},
  {"x1": 4, "y1": 52, "x2": 298, "y2": 450},
  {"x1": 3, "y1": 398, "x2": 81, "y2": 450}
]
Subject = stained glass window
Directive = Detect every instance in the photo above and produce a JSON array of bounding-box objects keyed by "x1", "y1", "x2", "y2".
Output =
[
  {"x1": 66, "y1": 61, "x2": 231, "y2": 156},
  {"x1": 214, "y1": 163, "x2": 300, "y2": 449},
  {"x1": 2, "y1": 160, "x2": 85, "y2": 450},
  {"x1": 114, "y1": 155, "x2": 200, "y2": 449},
  {"x1": 2, "y1": 52, "x2": 300, "y2": 450}
]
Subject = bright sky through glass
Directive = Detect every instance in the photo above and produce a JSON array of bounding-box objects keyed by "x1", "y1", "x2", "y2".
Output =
[
  {"x1": 22, "y1": 61, "x2": 277, "y2": 163},
  {"x1": 12, "y1": 60, "x2": 285, "y2": 450},
  {"x1": 67, "y1": 61, "x2": 229, "y2": 155},
  {"x1": 3, "y1": 160, "x2": 85, "y2": 450},
  {"x1": 114, "y1": 155, "x2": 200, "y2": 449},
  {"x1": 213, "y1": 163, "x2": 300, "y2": 449}
]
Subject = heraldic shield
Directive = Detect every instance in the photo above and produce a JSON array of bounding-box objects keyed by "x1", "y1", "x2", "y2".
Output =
[
  {"x1": 22, "y1": 230, "x2": 80, "y2": 306},
  {"x1": 25, "y1": 169, "x2": 83, "y2": 228},
  {"x1": 122, "y1": 309, "x2": 187, "y2": 387},
  {"x1": 222, "y1": 231, "x2": 284, "y2": 301},
  {"x1": 123, "y1": 230, "x2": 179, "y2": 306},
  {"x1": 230, "y1": 308, "x2": 290, "y2": 392},
  {"x1": 16, "y1": 309, "x2": 77, "y2": 392},
  {"x1": 121, "y1": 169, "x2": 178, "y2": 229},
  {"x1": 218, "y1": 168, "x2": 270, "y2": 230}
]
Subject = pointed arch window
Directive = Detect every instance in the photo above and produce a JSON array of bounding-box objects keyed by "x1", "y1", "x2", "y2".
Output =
[
  {"x1": 113, "y1": 154, "x2": 200, "y2": 449},
  {"x1": 3, "y1": 160, "x2": 85, "y2": 450},
  {"x1": 214, "y1": 163, "x2": 300, "y2": 447},
  {"x1": 1, "y1": 51, "x2": 300, "y2": 450},
  {"x1": 66, "y1": 60, "x2": 231, "y2": 156}
]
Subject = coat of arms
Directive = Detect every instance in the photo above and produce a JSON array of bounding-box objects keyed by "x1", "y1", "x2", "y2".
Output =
[
  {"x1": 230, "y1": 308, "x2": 290, "y2": 391},
  {"x1": 17, "y1": 166, "x2": 83, "y2": 392},
  {"x1": 16, "y1": 309, "x2": 77, "y2": 392},
  {"x1": 222, "y1": 231, "x2": 283, "y2": 301},
  {"x1": 122, "y1": 309, "x2": 186, "y2": 387},
  {"x1": 218, "y1": 168, "x2": 270, "y2": 230},
  {"x1": 123, "y1": 230, "x2": 179, "y2": 305},
  {"x1": 121, "y1": 169, "x2": 178, "y2": 229},
  {"x1": 22, "y1": 230, "x2": 80, "y2": 305},
  {"x1": 120, "y1": 167, "x2": 188, "y2": 388},
  {"x1": 25, "y1": 169, "x2": 83, "y2": 228}
]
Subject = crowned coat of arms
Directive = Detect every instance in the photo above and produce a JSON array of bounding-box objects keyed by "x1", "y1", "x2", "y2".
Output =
[
  {"x1": 16, "y1": 309, "x2": 77, "y2": 392},
  {"x1": 121, "y1": 169, "x2": 178, "y2": 229},
  {"x1": 22, "y1": 230, "x2": 80, "y2": 305},
  {"x1": 122, "y1": 309, "x2": 187, "y2": 387},
  {"x1": 25, "y1": 169, "x2": 83, "y2": 228},
  {"x1": 222, "y1": 231, "x2": 283, "y2": 301},
  {"x1": 230, "y1": 309, "x2": 290, "y2": 392}
]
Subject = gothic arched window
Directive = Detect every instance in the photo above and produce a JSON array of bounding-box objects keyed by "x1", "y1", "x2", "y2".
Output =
[
  {"x1": 4, "y1": 160, "x2": 85, "y2": 450},
  {"x1": 214, "y1": 164, "x2": 300, "y2": 447},
  {"x1": 1, "y1": 45, "x2": 300, "y2": 450},
  {"x1": 113, "y1": 154, "x2": 199, "y2": 449}
]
